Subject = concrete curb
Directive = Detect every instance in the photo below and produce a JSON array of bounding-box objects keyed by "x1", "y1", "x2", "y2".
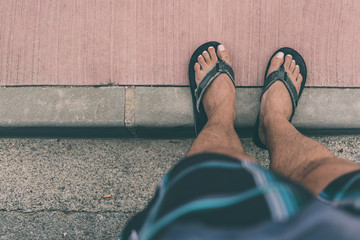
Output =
[{"x1": 0, "y1": 86, "x2": 359, "y2": 138}]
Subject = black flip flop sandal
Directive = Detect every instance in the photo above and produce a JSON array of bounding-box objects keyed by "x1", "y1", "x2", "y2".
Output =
[
  {"x1": 189, "y1": 41, "x2": 236, "y2": 135},
  {"x1": 253, "y1": 47, "x2": 307, "y2": 149}
]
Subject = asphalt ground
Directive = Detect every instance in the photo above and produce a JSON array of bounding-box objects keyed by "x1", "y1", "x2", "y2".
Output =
[{"x1": 1, "y1": 136, "x2": 359, "y2": 239}]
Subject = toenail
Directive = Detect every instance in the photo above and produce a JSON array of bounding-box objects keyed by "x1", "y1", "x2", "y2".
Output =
[
  {"x1": 198, "y1": 55, "x2": 202, "y2": 59},
  {"x1": 276, "y1": 52, "x2": 284, "y2": 59},
  {"x1": 292, "y1": 60, "x2": 295, "y2": 63},
  {"x1": 218, "y1": 45, "x2": 225, "y2": 51},
  {"x1": 287, "y1": 54, "x2": 292, "y2": 58},
  {"x1": 202, "y1": 51, "x2": 207, "y2": 54},
  {"x1": 208, "y1": 46, "x2": 214, "y2": 49}
]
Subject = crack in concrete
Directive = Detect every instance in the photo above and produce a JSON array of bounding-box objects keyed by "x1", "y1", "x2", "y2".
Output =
[{"x1": 0, "y1": 208, "x2": 133, "y2": 214}]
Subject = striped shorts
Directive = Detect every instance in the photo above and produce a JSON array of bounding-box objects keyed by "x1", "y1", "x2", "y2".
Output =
[{"x1": 121, "y1": 153, "x2": 360, "y2": 240}]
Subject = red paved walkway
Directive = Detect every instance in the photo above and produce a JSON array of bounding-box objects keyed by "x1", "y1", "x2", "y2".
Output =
[{"x1": 0, "y1": 0, "x2": 359, "y2": 86}]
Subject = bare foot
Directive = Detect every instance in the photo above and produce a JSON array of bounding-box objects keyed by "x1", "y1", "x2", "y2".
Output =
[
  {"x1": 258, "y1": 52, "x2": 304, "y2": 144},
  {"x1": 194, "y1": 45, "x2": 236, "y2": 123}
]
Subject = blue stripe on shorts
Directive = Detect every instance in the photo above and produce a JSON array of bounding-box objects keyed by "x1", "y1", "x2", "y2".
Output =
[{"x1": 121, "y1": 153, "x2": 314, "y2": 240}]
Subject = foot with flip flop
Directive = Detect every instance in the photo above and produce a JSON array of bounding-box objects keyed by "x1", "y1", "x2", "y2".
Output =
[{"x1": 189, "y1": 41, "x2": 306, "y2": 148}]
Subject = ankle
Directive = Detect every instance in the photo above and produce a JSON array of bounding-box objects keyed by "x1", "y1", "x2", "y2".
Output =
[
  {"x1": 261, "y1": 112, "x2": 288, "y2": 130},
  {"x1": 260, "y1": 82, "x2": 293, "y2": 121},
  {"x1": 207, "y1": 111, "x2": 235, "y2": 126}
]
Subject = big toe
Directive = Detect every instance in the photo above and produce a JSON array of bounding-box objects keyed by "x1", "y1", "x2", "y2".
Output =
[
  {"x1": 217, "y1": 45, "x2": 231, "y2": 65},
  {"x1": 266, "y1": 52, "x2": 285, "y2": 78}
]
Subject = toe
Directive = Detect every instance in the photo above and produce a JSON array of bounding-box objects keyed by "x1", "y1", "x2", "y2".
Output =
[
  {"x1": 289, "y1": 59, "x2": 296, "y2": 72},
  {"x1": 202, "y1": 50, "x2": 211, "y2": 62},
  {"x1": 217, "y1": 45, "x2": 231, "y2": 65},
  {"x1": 284, "y1": 54, "x2": 292, "y2": 69},
  {"x1": 293, "y1": 65, "x2": 300, "y2": 75},
  {"x1": 208, "y1": 46, "x2": 217, "y2": 61},
  {"x1": 194, "y1": 62, "x2": 202, "y2": 84},
  {"x1": 198, "y1": 55, "x2": 206, "y2": 67},
  {"x1": 194, "y1": 62, "x2": 201, "y2": 72},
  {"x1": 295, "y1": 73, "x2": 303, "y2": 92},
  {"x1": 297, "y1": 73, "x2": 303, "y2": 84},
  {"x1": 266, "y1": 51, "x2": 284, "y2": 78}
]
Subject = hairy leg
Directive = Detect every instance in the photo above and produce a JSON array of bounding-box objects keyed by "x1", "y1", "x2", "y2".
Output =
[
  {"x1": 186, "y1": 45, "x2": 255, "y2": 163},
  {"x1": 258, "y1": 52, "x2": 359, "y2": 194}
]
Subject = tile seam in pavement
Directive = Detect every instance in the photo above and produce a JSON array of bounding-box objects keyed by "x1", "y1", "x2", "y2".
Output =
[
  {"x1": 0, "y1": 86, "x2": 359, "y2": 137},
  {"x1": 124, "y1": 86, "x2": 137, "y2": 137}
]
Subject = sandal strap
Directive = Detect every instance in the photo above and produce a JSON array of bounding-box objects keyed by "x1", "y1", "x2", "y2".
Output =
[
  {"x1": 260, "y1": 65, "x2": 299, "y2": 121},
  {"x1": 195, "y1": 59, "x2": 235, "y2": 112}
]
